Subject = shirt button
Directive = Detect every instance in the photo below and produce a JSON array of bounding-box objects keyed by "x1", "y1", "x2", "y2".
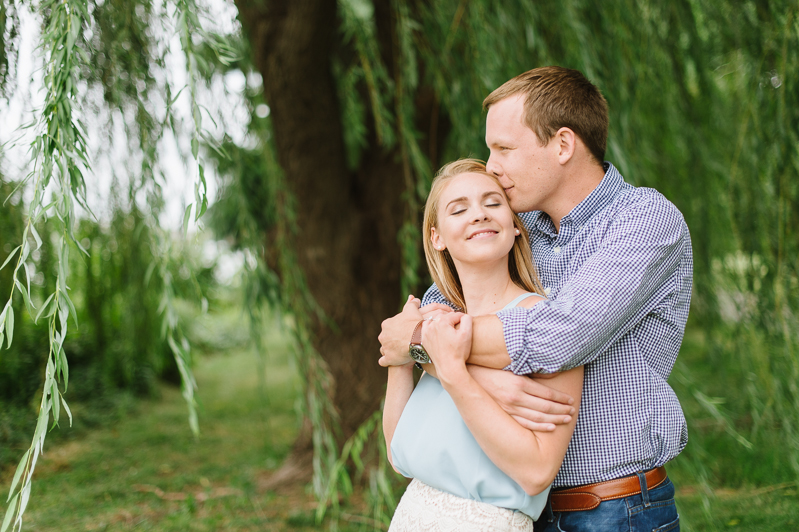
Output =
[
  {"x1": 544, "y1": 287, "x2": 552, "y2": 296},
  {"x1": 553, "y1": 246, "x2": 561, "y2": 254}
]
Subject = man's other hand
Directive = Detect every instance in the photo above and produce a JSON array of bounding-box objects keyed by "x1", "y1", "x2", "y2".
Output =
[
  {"x1": 468, "y1": 365, "x2": 576, "y2": 431},
  {"x1": 378, "y1": 295, "x2": 425, "y2": 367}
]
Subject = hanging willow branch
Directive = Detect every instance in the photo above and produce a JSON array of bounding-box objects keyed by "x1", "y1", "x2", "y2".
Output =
[
  {"x1": 1, "y1": 1, "x2": 91, "y2": 530},
  {"x1": 0, "y1": 0, "x2": 241, "y2": 528}
]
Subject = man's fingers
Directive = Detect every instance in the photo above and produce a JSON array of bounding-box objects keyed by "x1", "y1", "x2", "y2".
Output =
[
  {"x1": 515, "y1": 394, "x2": 575, "y2": 416},
  {"x1": 523, "y1": 378, "x2": 575, "y2": 406},
  {"x1": 421, "y1": 303, "x2": 454, "y2": 314},
  {"x1": 404, "y1": 294, "x2": 422, "y2": 311},
  {"x1": 420, "y1": 305, "x2": 454, "y2": 320},
  {"x1": 508, "y1": 406, "x2": 572, "y2": 425},
  {"x1": 511, "y1": 415, "x2": 556, "y2": 432}
]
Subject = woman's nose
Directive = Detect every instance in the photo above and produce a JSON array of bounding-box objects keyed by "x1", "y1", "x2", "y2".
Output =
[{"x1": 472, "y1": 208, "x2": 489, "y2": 222}]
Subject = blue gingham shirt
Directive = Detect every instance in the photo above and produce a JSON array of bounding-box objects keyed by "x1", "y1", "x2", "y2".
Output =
[{"x1": 422, "y1": 163, "x2": 692, "y2": 488}]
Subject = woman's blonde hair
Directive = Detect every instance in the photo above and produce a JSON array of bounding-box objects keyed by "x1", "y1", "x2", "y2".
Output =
[{"x1": 422, "y1": 159, "x2": 545, "y2": 311}]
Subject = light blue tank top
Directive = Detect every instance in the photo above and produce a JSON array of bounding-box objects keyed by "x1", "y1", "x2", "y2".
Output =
[{"x1": 391, "y1": 293, "x2": 550, "y2": 519}]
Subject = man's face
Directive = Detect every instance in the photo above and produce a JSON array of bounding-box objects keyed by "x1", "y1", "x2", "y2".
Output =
[{"x1": 485, "y1": 95, "x2": 560, "y2": 214}]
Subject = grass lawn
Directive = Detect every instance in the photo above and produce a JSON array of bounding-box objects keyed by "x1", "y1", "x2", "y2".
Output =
[
  {"x1": 2, "y1": 323, "x2": 798, "y2": 531},
  {"x1": 0, "y1": 334, "x2": 328, "y2": 532}
]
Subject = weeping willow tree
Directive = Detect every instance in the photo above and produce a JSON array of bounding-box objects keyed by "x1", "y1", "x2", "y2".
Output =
[
  {"x1": 1, "y1": 0, "x2": 798, "y2": 529},
  {"x1": 228, "y1": 0, "x2": 799, "y2": 489}
]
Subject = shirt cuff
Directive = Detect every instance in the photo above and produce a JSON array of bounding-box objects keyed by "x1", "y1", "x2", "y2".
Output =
[{"x1": 495, "y1": 306, "x2": 537, "y2": 375}]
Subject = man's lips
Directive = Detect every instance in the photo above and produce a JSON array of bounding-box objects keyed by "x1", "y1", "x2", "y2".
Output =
[{"x1": 468, "y1": 230, "x2": 498, "y2": 240}]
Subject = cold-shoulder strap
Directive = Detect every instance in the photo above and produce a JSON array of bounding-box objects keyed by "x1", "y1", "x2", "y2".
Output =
[{"x1": 502, "y1": 293, "x2": 545, "y2": 310}]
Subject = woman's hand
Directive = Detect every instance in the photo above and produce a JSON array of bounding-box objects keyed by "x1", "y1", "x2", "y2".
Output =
[{"x1": 422, "y1": 312, "x2": 472, "y2": 386}]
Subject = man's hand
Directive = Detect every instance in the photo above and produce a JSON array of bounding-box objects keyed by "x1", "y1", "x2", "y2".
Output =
[
  {"x1": 378, "y1": 295, "x2": 424, "y2": 367},
  {"x1": 468, "y1": 365, "x2": 576, "y2": 431}
]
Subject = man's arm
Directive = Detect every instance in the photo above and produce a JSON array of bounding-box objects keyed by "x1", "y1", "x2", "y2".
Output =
[
  {"x1": 490, "y1": 197, "x2": 690, "y2": 375},
  {"x1": 378, "y1": 286, "x2": 575, "y2": 430},
  {"x1": 420, "y1": 362, "x2": 575, "y2": 431}
]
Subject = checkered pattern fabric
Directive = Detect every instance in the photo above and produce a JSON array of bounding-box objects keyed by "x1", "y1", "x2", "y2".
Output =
[{"x1": 421, "y1": 163, "x2": 692, "y2": 488}]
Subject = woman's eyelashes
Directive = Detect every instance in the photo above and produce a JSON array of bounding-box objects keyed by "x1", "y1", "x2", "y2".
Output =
[{"x1": 450, "y1": 202, "x2": 502, "y2": 216}]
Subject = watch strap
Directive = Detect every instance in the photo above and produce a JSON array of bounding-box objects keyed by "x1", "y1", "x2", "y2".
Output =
[{"x1": 410, "y1": 320, "x2": 424, "y2": 346}]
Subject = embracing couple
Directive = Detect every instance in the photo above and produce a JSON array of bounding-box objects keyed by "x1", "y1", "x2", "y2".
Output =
[{"x1": 378, "y1": 66, "x2": 691, "y2": 532}]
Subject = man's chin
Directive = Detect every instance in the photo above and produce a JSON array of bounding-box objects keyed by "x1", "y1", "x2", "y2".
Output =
[{"x1": 509, "y1": 199, "x2": 532, "y2": 213}]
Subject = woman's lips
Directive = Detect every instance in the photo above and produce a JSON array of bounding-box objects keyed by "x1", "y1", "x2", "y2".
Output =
[{"x1": 468, "y1": 230, "x2": 498, "y2": 240}]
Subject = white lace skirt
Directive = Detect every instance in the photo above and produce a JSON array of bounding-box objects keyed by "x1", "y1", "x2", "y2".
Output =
[{"x1": 388, "y1": 479, "x2": 535, "y2": 532}]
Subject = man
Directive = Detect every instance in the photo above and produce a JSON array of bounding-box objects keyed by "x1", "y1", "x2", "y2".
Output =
[{"x1": 379, "y1": 66, "x2": 691, "y2": 531}]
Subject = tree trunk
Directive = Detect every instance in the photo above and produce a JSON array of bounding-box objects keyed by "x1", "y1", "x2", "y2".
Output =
[{"x1": 235, "y1": 0, "x2": 442, "y2": 444}]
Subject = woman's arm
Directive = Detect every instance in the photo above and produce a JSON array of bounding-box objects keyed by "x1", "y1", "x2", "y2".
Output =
[
  {"x1": 424, "y1": 313, "x2": 583, "y2": 495},
  {"x1": 382, "y1": 364, "x2": 415, "y2": 472}
]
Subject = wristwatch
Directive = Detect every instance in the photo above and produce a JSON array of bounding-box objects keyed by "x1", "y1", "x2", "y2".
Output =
[{"x1": 409, "y1": 320, "x2": 431, "y2": 365}]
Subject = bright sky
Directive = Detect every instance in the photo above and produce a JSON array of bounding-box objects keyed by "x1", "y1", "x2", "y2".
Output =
[
  {"x1": 0, "y1": 0, "x2": 252, "y2": 231},
  {"x1": 0, "y1": 0, "x2": 257, "y2": 282}
]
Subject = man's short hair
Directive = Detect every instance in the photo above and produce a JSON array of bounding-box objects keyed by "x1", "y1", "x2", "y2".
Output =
[{"x1": 483, "y1": 66, "x2": 609, "y2": 164}]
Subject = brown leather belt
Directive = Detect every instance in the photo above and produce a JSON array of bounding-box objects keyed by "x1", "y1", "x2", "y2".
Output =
[{"x1": 550, "y1": 467, "x2": 668, "y2": 512}]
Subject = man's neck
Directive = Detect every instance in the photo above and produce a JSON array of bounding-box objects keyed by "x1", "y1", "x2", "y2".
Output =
[{"x1": 546, "y1": 161, "x2": 606, "y2": 233}]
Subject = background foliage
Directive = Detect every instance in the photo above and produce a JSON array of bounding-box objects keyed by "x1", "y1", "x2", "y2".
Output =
[{"x1": 0, "y1": 0, "x2": 797, "y2": 530}]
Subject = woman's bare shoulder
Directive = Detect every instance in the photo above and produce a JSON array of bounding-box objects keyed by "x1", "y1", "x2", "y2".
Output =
[{"x1": 517, "y1": 294, "x2": 547, "y2": 309}]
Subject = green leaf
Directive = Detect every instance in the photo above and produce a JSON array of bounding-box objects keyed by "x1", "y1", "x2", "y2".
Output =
[
  {"x1": 1, "y1": 493, "x2": 18, "y2": 532},
  {"x1": 144, "y1": 262, "x2": 156, "y2": 286},
  {"x1": 51, "y1": 381, "x2": 60, "y2": 428},
  {"x1": 183, "y1": 203, "x2": 193, "y2": 237},
  {"x1": 35, "y1": 293, "x2": 55, "y2": 324},
  {"x1": 30, "y1": 224, "x2": 43, "y2": 250},
  {"x1": 61, "y1": 393, "x2": 72, "y2": 427},
  {"x1": 191, "y1": 137, "x2": 199, "y2": 159},
  {"x1": 0, "y1": 246, "x2": 20, "y2": 271},
  {"x1": 7, "y1": 449, "x2": 29, "y2": 502},
  {"x1": 15, "y1": 280, "x2": 34, "y2": 315},
  {"x1": 60, "y1": 346, "x2": 69, "y2": 392},
  {"x1": 6, "y1": 306, "x2": 14, "y2": 349},
  {"x1": 62, "y1": 291, "x2": 78, "y2": 328}
]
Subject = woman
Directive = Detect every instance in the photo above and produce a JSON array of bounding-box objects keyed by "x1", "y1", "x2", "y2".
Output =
[{"x1": 383, "y1": 159, "x2": 584, "y2": 531}]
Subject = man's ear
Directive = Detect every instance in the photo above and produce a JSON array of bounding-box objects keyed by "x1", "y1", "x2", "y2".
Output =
[
  {"x1": 430, "y1": 227, "x2": 445, "y2": 251},
  {"x1": 556, "y1": 127, "x2": 577, "y2": 165}
]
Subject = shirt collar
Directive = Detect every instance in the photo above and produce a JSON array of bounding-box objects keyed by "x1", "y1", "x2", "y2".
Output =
[
  {"x1": 562, "y1": 162, "x2": 624, "y2": 229},
  {"x1": 523, "y1": 162, "x2": 624, "y2": 237}
]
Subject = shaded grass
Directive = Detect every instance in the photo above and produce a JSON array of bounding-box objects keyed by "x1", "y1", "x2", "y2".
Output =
[
  {"x1": 668, "y1": 321, "x2": 799, "y2": 530},
  {"x1": 0, "y1": 326, "x2": 329, "y2": 531}
]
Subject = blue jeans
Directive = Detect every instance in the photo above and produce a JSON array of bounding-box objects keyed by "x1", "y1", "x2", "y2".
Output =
[{"x1": 534, "y1": 473, "x2": 680, "y2": 532}]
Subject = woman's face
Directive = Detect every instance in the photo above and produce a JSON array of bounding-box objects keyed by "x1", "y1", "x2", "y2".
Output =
[{"x1": 431, "y1": 172, "x2": 517, "y2": 265}]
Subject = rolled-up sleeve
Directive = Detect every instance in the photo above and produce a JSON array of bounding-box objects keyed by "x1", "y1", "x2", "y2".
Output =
[{"x1": 497, "y1": 197, "x2": 690, "y2": 375}]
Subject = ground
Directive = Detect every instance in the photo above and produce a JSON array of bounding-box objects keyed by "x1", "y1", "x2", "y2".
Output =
[{"x1": 2, "y1": 341, "x2": 798, "y2": 531}]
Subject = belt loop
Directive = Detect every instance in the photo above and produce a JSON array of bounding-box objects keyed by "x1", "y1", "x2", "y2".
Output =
[
  {"x1": 544, "y1": 490, "x2": 555, "y2": 522},
  {"x1": 636, "y1": 471, "x2": 651, "y2": 507}
]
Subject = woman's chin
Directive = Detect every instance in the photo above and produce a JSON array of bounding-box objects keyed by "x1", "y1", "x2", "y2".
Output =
[{"x1": 451, "y1": 248, "x2": 514, "y2": 266}]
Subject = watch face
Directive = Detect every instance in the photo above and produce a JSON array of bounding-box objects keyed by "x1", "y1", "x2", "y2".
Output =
[{"x1": 409, "y1": 344, "x2": 431, "y2": 364}]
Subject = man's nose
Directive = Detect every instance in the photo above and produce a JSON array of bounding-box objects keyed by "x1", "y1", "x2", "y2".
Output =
[{"x1": 486, "y1": 155, "x2": 501, "y2": 176}]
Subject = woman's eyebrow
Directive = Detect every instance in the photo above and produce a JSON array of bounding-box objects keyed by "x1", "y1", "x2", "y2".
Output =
[{"x1": 446, "y1": 196, "x2": 468, "y2": 209}]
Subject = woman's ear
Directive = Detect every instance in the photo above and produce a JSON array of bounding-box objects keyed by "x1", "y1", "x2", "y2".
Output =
[{"x1": 430, "y1": 227, "x2": 446, "y2": 251}]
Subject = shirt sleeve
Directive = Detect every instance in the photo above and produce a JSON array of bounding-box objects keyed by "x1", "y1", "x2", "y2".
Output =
[
  {"x1": 496, "y1": 196, "x2": 691, "y2": 375},
  {"x1": 421, "y1": 283, "x2": 459, "y2": 309}
]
